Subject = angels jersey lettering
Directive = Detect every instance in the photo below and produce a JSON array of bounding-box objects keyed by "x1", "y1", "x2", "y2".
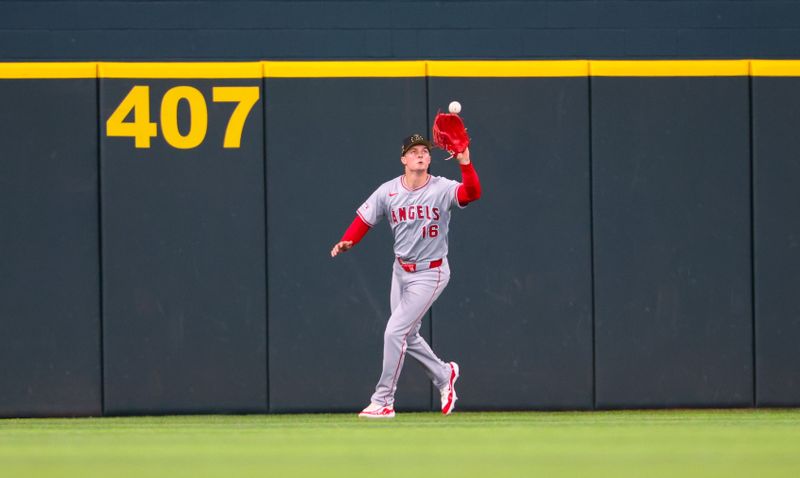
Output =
[{"x1": 357, "y1": 175, "x2": 464, "y2": 263}]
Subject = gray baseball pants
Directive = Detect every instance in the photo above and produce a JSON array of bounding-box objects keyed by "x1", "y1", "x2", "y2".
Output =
[{"x1": 371, "y1": 258, "x2": 452, "y2": 407}]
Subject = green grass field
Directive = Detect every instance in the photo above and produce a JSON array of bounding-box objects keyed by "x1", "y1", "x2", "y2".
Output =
[{"x1": 1, "y1": 410, "x2": 799, "y2": 478}]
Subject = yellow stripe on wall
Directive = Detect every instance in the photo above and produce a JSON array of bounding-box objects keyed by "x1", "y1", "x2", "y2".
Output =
[
  {"x1": 263, "y1": 61, "x2": 427, "y2": 78},
  {"x1": 591, "y1": 60, "x2": 750, "y2": 77},
  {"x1": 98, "y1": 62, "x2": 263, "y2": 79},
  {"x1": 428, "y1": 60, "x2": 589, "y2": 77},
  {"x1": 4, "y1": 60, "x2": 800, "y2": 79},
  {"x1": 750, "y1": 60, "x2": 800, "y2": 77},
  {"x1": 0, "y1": 62, "x2": 97, "y2": 79}
]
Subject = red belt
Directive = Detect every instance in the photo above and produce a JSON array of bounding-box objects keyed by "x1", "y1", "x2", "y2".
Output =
[{"x1": 397, "y1": 258, "x2": 443, "y2": 273}]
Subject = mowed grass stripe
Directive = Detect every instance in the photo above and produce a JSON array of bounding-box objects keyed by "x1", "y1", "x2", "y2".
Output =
[
  {"x1": 1, "y1": 411, "x2": 799, "y2": 478},
  {"x1": 2, "y1": 409, "x2": 798, "y2": 427}
]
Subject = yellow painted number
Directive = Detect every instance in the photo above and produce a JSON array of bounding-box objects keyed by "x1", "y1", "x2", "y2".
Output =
[
  {"x1": 107, "y1": 85, "x2": 260, "y2": 149},
  {"x1": 106, "y1": 85, "x2": 158, "y2": 148},
  {"x1": 160, "y1": 86, "x2": 208, "y2": 149},
  {"x1": 212, "y1": 87, "x2": 260, "y2": 148}
]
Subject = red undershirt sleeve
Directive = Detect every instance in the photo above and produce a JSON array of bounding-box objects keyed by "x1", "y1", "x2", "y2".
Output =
[
  {"x1": 340, "y1": 215, "x2": 371, "y2": 244},
  {"x1": 456, "y1": 162, "x2": 482, "y2": 206}
]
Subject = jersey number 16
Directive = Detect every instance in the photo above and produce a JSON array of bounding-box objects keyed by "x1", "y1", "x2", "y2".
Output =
[{"x1": 421, "y1": 224, "x2": 439, "y2": 239}]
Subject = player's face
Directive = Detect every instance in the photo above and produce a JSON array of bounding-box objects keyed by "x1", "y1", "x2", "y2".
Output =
[{"x1": 401, "y1": 145, "x2": 431, "y2": 173}]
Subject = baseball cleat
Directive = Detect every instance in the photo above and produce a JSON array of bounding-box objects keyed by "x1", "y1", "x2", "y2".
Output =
[
  {"x1": 440, "y1": 362, "x2": 459, "y2": 415},
  {"x1": 358, "y1": 403, "x2": 395, "y2": 419}
]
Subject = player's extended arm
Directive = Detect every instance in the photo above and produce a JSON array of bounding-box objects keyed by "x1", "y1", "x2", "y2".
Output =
[
  {"x1": 456, "y1": 148, "x2": 481, "y2": 206},
  {"x1": 330, "y1": 215, "x2": 371, "y2": 257}
]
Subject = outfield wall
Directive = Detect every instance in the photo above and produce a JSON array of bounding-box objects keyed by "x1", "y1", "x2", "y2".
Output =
[
  {"x1": 1, "y1": 60, "x2": 799, "y2": 416},
  {"x1": 2, "y1": 1, "x2": 800, "y2": 60}
]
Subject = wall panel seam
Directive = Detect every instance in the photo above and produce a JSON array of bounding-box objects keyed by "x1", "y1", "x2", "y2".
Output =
[{"x1": 95, "y1": 61, "x2": 106, "y2": 416}]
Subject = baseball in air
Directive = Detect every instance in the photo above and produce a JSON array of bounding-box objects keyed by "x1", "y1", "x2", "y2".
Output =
[{"x1": 448, "y1": 101, "x2": 462, "y2": 114}]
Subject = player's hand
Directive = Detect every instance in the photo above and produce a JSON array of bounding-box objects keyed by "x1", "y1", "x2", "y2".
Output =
[
  {"x1": 330, "y1": 240, "x2": 354, "y2": 258},
  {"x1": 455, "y1": 147, "x2": 470, "y2": 165}
]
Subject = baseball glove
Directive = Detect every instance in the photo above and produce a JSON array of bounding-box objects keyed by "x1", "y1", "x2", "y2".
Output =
[{"x1": 432, "y1": 112, "x2": 470, "y2": 155}]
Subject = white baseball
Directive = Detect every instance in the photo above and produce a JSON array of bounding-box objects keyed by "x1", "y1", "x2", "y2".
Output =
[{"x1": 448, "y1": 101, "x2": 462, "y2": 114}]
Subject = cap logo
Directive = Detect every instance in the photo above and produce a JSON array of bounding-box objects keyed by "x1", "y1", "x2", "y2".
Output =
[{"x1": 401, "y1": 133, "x2": 430, "y2": 154}]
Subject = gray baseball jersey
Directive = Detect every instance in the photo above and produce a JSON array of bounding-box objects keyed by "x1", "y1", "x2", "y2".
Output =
[{"x1": 356, "y1": 175, "x2": 465, "y2": 263}]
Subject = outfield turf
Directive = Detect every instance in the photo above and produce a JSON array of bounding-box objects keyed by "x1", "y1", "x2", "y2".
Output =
[{"x1": 1, "y1": 410, "x2": 799, "y2": 478}]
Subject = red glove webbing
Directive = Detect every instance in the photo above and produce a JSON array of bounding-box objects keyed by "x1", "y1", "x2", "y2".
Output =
[
  {"x1": 340, "y1": 215, "x2": 371, "y2": 244},
  {"x1": 456, "y1": 162, "x2": 481, "y2": 206}
]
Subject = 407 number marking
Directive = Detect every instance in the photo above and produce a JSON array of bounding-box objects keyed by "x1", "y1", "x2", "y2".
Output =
[{"x1": 106, "y1": 85, "x2": 260, "y2": 149}]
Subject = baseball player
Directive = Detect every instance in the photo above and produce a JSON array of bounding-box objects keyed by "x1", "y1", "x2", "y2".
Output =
[{"x1": 330, "y1": 133, "x2": 482, "y2": 418}]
